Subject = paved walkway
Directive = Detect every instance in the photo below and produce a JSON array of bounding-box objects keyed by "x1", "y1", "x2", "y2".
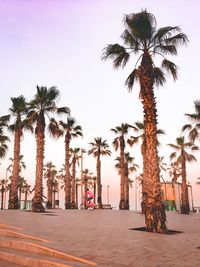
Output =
[{"x1": 0, "y1": 210, "x2": 200, "y2": 267}]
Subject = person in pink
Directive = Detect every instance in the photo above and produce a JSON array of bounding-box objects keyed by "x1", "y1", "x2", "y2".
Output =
[{"x1": 86, "y1": 188, "x2": 95, "y2": 210}]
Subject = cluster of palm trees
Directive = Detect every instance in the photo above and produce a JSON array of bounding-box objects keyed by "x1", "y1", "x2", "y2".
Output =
[{"x1": 0, "y1": 10, "x2": 199, "y2": 234}]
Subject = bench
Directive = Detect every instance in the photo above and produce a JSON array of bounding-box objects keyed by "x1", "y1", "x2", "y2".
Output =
[{"x1": 95, "y1": 204, "x2": 112, "y2": 209}]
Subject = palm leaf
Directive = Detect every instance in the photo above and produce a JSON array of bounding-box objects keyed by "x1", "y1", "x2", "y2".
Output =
[
  {"x1": 102, "y1": 44, "x2": 130, "y2": 69},
  {"x1": 161, "y1": 59, "x2": 178, "y2": 81},
  {"x1": 125, "y1": 68, "x2": 140, "y2": 91},
  {"x1": 151, "y1": 67, "x2": 166, "y2": 86}
]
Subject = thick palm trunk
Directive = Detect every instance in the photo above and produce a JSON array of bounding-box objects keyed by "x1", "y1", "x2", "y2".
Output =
[
  {"x1": 140, "y1": 52, "x2": 168, "y2": 233},
  {"x1": 8, "y1": 129, "x2": 22, "y2": 209},
  {"x1": 1, "y1": 187, "x2": 4, "y2": 210},
  {"x1": 65, "y1": 133, "x2": 71, "y2": 209},
  {"x1": 97, "y1": 156, "x2": 103, "y2": 208},
  {"x1": 71, "y1": 159, "x2": 76, "y2": 209},
  {"x1": 75, "y1": 183, "x2": 78, "y2": 209},
  {"x1": 24, "y1": 191, "x2": 28, "y2": 209},
  {"x1": 124, "y1": 163, "x2": 129, "y2": 210},
  {"x1": 32, "y1": 118, "x2": 45, "y2": 212},
  {"x1": 47, "y1": 179, "x2": 53, "y2": 209},
  {"x1": 93, "y1": 181, "x2": 96, "y2": 205},
  {"x1": 181, "y1": 156, "x2": 190, "y2": 214},
  {"x1": 119, "y1": 137, "x2": 126, "y2": 210}
]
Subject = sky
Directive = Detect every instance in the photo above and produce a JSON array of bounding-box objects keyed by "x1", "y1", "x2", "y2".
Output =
[{"x1": 0, "y1": 0, "x2": 200, "y2": 209}]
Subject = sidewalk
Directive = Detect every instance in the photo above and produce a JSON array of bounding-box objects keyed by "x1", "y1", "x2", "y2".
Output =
[{"x1": 0, "y1": 209, "x2": 200, "y2": 266}]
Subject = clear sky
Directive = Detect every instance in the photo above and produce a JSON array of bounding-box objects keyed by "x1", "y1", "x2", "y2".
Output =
[{"x1": 0, "y1": 0, "x2": 200, "y2": 208}]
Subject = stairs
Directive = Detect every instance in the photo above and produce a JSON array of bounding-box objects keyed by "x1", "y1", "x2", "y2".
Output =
[{"x1": 0, "y1": 222, "x2": 97, "y2": 267}]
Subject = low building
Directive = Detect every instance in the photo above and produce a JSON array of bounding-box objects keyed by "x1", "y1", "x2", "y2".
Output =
[{"x1": 161, "y1": 182, "x2": 194, "y2": 212}]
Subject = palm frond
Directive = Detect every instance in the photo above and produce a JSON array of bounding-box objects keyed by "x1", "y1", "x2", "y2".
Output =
[
  {"x1": 161, "y1": 59, "x2": 178, "y2": 81},
  {"x1": 154, "y1": 45, "x2": 177, "y2": 55},
  {"x1": 102, "y1": 44, "x2": 130, "y2": 69},
  {"x1": 125, "y1": 68, "x2": 140, "y2": 91},
  {"x1": 151, "y1": 67, "x2": 166, "y2": 86}
]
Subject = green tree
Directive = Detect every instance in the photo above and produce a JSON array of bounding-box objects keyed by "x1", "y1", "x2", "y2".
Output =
[
  {"x1": 8, "y1": 96, "x2": 29, "y2": 209},
  {"x1": 183, "y1": 100, "x2": 200, "y2": 143},
  {"x1": 88, "y1": 137, "x2": 111, "y2": 208},
  {"x1": 44, "y1": 161, "x2": 57, "y2": 209},
  {"x1": 70, "y1": 147, "x2": 81, "y2": 209},
  {"x1": 168, "y1": 136, "x2": 198, "y2": 214},
  {"x1": 27, "y1": 86, "x2": 69, "y2": 212},
  {"x1": 115, "y1": 152, "x2": 139, "y2": 210},
  {"x1": 58, "y1": 118, "x2": 82, "y2": 209},
  {"x1": 111, "y1": 123, "x2": 132, "y2": 209},
  {"x1": 102, "y1": 10, "x2": 188, "y2": 233}
]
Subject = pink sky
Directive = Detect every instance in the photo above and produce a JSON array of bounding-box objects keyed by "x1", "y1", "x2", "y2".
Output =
[{"x1": 0, "y1": 0, "x2": 200, "y2": 208}]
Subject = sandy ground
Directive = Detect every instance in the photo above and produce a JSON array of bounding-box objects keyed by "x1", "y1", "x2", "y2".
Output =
[{"x1": 0, "y1": 209, "x2": 200, "y2": 267}]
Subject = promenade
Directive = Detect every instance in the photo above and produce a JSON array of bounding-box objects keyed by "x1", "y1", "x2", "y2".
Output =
[{"x1": 0, "y1": 209, "x2": 200, "y2": 267}]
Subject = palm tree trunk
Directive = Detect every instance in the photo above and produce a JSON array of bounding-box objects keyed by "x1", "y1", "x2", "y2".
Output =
[
  {"x1": 71, "y1": 159, "x2": 76, "y2": 209},
  {"x1": 75, "y1": 183, "x2": 78, "y2": 209},
  {"x1": 93, "y1": 181, "x2": 96, "y2": 205},
  {"x1": 8, "y1": 129, "x2": 21, "y2": 209},
  {"x1": 181, "y1": 155, "x2": 190, "y2": 214},
  {"x1": 32, "y1": 118, "x2": 45, "y2": 212},
  {"x1": 124, "y1": 162, "x2": 129, "y2": 210},
  {"x1": 47, "y1": 179, "x2": 52, "y2": 209},
  {"x1": 97, "y1": 155, "x2": 103, "y2": 208},
  {"x1": 119, "y1": 137, "x2": 125, "y2": 210},
  {"x1": 65, "y1": 133, "x2": 71, "y2": 209},
  {"x1": 1, "y1": 187, "x2": 4, "y2": 210},
  {"x1": 140, "y1": 52, "x2": 168, "y2": 233}
]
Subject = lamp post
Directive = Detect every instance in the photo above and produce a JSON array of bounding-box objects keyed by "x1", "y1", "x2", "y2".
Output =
[{"x1": 80, "y1": 149, "x2": 86, "y2": 206}]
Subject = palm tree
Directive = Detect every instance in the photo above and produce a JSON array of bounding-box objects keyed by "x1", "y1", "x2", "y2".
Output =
[
  {"x1": 0, "y1": 179, "x2": 6, "y2": 210},
  {"x1": 102, "y1": 10, "x2": 188, "y2": 232},
  {"x1": 82, "y1": 168, "x2": 94, "y2": 207},
  {"x1": 167, "y1": 160, "x2": 181, "y2": 182},
  {"x1": 182, "y1": 100, "x2": 200, "y2": 143},
  {"x1": 168, "y1": 136, "x2": 199, "y2": 214},
  {"x1": 58, "y1": 118, "x2": 82, "y2": 209},
  {"x1": 44, "y1": 161, "x2": 57, "y2": 209},
  {"x1": 115, "y1": 152, "x2": 139, "y2": 210},
  {"x1": 70, "y1": 147, "x2": 81, "y2": 209},
  {"x1": 27, "y1": 86, "x2": 70, "y2": 212},
  {"x1": 22, "y1": 182, "x2": 32, "y2": 210},
  {"x1": 7, "y1": 96, "x2": 29, "y2": 209},
  {"x1": 111, "y1": 123, "x2": 132, "y2": 209},
  {"x1": 88, "y1": 137, "x2": 111, "y2": 208},
  {"x1": 0, "y1": 115, "x2": 10, "y2": 159}
]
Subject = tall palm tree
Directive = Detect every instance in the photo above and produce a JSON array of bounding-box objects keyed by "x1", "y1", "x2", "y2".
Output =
[
  {"x1": 111, "y1": 123, "x2": 132, "y2": 209},
  {"x1": 70, "y1": 147, "x2": 81, "y2": 209},
  {"x1": 102, "y1": 10, "x2": 188, "y2": 233},
  {"x1": 22, "y1": 182, "x2": 32, "y2": 210},
  {"x1": 81, "y1": 168, "x2": 94, "y2": 208},
  {"x1": 8, "y1": 96, "x2": 29, "y2": 209},
  {"x1": 167, "y1": 160, "x2": 181, "y2": 182},
  {"x1": 0, "y1": 115, "x2": 10, "y2": 159},
  {"x1": 27, "y1": 86, "x2": 70, "y2": 212},
  {"x1": 58, "y1": 118, "x2": 82, "y2": 209},
  {"x1": 115, "y1": 152, "x2": 139, "y2": 210},
  {"x1": 168, "y1": 136, "x2": 198, "y2": 214},
  {"x1": 44, "y1": 161, "x2": 57, "y2": 209},
  {"x1": 88, "y1": 137, "x2": 111, "y2": 208},
  {"x1": 0, "y1": 179, "x2": 6, "y2": 210}
]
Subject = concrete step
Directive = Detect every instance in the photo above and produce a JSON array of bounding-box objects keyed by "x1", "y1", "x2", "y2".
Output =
[{"x1": 0, "y1": 221, "x2": 97, "y2": 267}]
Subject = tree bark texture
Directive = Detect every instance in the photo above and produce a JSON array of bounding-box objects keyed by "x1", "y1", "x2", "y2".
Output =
[{"x1": 140, "y1": 52, "x2": 168, "y2": 233}]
